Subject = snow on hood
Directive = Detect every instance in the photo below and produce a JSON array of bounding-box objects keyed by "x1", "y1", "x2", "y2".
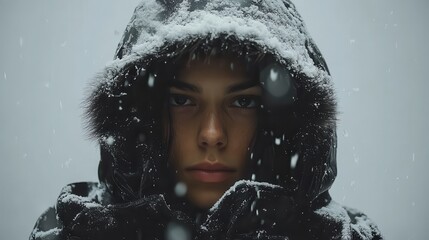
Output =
[
  {"x1": 85, "y1": 0, "x2": 338, "y2": 207},
  {"x1": 94, "y1": 0, "x2": 332, "y2": 91}
]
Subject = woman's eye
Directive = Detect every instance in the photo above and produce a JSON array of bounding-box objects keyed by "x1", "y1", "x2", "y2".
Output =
[
  {"x1": 169, "y1": 94, "x2": 193, "y2": 106},
  {"x1": 232, "y1": 96, "x2": 260, "y2": 108}
]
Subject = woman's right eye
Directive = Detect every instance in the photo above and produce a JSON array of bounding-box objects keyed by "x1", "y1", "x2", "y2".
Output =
[{"x1": 169, "y1": 94, "x2": 194, "y2": 106}]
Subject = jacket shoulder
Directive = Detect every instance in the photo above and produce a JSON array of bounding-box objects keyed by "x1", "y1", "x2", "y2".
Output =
[
  {"x1": 343, "y1": 205, "x2": 384, "y2": 240},
  {"x1": 29, "y1": 182, "x2": 105, "y2": 240},
  {"x1": 29, "y1": 206, "x2": 64, "y2": 240},
  {"x1": 310, "y1": 201, "x2": 384, "y2": 240}
]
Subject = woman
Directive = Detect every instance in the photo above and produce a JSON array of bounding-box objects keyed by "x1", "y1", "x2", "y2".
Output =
[{"x1": 30, "y1": 0, "x2": 383, "y2": 239}]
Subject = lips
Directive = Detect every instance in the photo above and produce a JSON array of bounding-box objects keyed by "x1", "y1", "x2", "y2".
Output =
[{"x1": 186, "y1": 162, "x2": 236, "y2": 183}]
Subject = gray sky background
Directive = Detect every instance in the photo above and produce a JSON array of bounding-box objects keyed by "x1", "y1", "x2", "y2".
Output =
[{"x1": 1, "y1": 1, "x2": 428, "y2": 239}]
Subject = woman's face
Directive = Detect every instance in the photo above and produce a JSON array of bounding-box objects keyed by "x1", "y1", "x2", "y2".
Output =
[{"x1": 168, "y1": 58, "x2": 261, "y2": 209}]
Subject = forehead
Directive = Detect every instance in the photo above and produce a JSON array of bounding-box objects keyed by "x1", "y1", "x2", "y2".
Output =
[{"x1": 178, "y1": 57, "x2": 250, "y2": 85}]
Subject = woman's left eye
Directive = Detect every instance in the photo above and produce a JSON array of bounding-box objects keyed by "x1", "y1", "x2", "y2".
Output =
[{"x1": 232, "y1": 96, "x2": 260, "y2": 108}]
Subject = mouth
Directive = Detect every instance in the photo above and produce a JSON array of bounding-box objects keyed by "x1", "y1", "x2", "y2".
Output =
[{"x1": 185, "y1": 162, "x2": 236, "y2": 183}]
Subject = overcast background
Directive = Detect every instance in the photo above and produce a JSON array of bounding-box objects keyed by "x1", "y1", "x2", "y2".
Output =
[{"x1": 1, "y1": 0, "x2": 428, "y2": 239}]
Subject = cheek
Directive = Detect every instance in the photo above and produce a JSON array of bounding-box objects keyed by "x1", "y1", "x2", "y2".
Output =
[
  {"x1": 229, "y1": 110, "x2": 258, "y2": 139},
  {"x1": 227, "y1": 112, "x2": 258, "y2": 159},
  {"x1": 171, "y1": 113, "x2": 197, "y2": 144},
  {"x1": 169, "y1": 112, "x2": 197, "y2": 164}
]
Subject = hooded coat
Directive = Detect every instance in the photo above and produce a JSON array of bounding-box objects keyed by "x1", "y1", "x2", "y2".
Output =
[{"x1": 30, "y1": 0, "x2": 383, "y2": 239}]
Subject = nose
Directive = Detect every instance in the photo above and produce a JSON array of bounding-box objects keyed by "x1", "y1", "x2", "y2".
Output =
[{"x1": 198, "y1": 110, "x2": 227, "y2": 149}]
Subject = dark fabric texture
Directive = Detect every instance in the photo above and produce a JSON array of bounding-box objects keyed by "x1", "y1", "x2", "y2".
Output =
[
  {"x1": 30, "y1": 0, "x2": 383, "y2": 239},
  {"x1": 30, "y1": 182, "x2": 382, "y2": 240}
]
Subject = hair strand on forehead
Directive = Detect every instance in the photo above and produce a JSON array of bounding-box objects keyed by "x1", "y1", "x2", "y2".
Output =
[{"x1": 165, "y1": 35, "x2": 268, "y2": 71}]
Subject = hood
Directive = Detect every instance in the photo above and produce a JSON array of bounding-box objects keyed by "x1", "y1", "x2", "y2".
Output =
[{"x1": 85, "y1": 0, "x2": 337, "y2": 207}]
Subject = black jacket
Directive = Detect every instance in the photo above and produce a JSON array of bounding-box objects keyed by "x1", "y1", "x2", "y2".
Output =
[{"x1": 30, "y1": 0, "x2": 383, "y2": 239}]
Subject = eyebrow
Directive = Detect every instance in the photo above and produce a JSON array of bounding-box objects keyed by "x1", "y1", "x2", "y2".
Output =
[
  {"x1": 169, "y1": 80, "x2": 200, "y2": 93},
  {"x1": 226, "y1": 80, "x2": 260, "y2": 94}
]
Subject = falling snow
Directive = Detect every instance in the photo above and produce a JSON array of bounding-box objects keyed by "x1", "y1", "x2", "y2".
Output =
[
  {"x1": 62, "y1": 158, "x2": 72, "y2": 168},
  {"x1": 133, "y1": 117, "x2": 141, "y2": 123},
  {"x1": 148, "y1": 74, "x2": 155, "y2": 87},
  {"x1": 174, "y1": 182, "x2": 187, "y2": 197},
  {"x1": 166, "y1": 222, "x2": 191, "y2": 240},
  {"x1": 102, "y1": 136, "x2": 115, "y2": 146},
  {"x1": 290, "y1": 153, "x2": 299, "y2": 169},
  {"x1": 270, "y1": 68, "x2": 278, "y2": 82}
]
